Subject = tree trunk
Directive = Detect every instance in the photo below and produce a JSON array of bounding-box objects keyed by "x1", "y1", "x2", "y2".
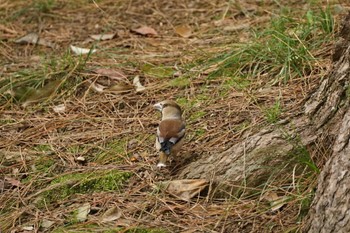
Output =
[
  {"x1": 179, "y1": 12, "x2": 350, "y2": 232},
  {"x1": 303, "y1": 13, "x2": 350, "y2": 233}
]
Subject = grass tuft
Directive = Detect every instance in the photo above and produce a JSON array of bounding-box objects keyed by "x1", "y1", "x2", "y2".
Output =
[{"x1": 207, "y1": 7, "x2": 334, "y2": 84}]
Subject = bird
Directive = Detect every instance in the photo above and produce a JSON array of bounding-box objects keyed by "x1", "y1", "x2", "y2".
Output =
[{"x1": 153, "y1": 100, "x2": 185, "y2": 168}]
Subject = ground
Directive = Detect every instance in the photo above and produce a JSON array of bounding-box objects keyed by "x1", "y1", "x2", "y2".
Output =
[{"x1": 0, "y1": 0, "x2": 348, "y2": 232}]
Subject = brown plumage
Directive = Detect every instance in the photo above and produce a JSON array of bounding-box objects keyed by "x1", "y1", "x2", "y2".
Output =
[{"x1": 154, "y1": 100, "x2": 185, "y2": 167}]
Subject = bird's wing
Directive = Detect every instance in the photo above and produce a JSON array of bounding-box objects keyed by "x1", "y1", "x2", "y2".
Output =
[{"x1": 157, "y1": 119, "x2": 185, "y2": 153}]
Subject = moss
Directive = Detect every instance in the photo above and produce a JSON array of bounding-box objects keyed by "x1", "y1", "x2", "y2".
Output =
[
  {"x1": 189, "y1": 111, "x2": 206, "y2": 121},
  {"x1": 169, "y1": 76, "x2": 190, "y2": 87},
  {"x1": 125, "y1": 228, "x2": 168, "y2": 233},
  {"x1": 52, "y1": 224, "x2": 120, "y2": 233},
  {"x1": 95, "y1": 138, "x2": 127, "y2": 164},
  {"x1": 21, "y1": 155, "x2": 56, "y2": 185},
  {"x1": 141, "y1": 64, "x2": 175, "y2": 78},
  {"x1": 38, "y1": 170, "x2": 132, "y2": 206},
  {"x1": 35, "y1": 156, "x2": 55, "y2": 172},
  {"x1": 346, "y1": 84, "x2": 350, "y2": 99},
  {"x1": 176, "y1": 97, "x2": 193, "y2": 109},
  {"x1": 195, "y1": 128, "x2": 206, "y2": 137}
]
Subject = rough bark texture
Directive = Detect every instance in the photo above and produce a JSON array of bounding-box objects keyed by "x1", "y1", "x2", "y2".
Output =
[
  {"x1": 303, "y1": 13, "x2": 350, "y2": 233},
  {"x1": 180, "y1": 12, "x2": 350, "y2": 233}
]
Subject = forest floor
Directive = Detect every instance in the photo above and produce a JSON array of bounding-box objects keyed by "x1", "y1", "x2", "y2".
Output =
[{"x1": 0, "y1": 0, "x2": 348, "y2": 232}]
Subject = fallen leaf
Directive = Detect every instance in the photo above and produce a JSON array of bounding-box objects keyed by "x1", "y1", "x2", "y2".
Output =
[
  {"x1": 132, "y1": 26, "x2": 158, "y2": 36},
  {"x1": 101, "y1": 206, "x2": 122, "y2": 223},
  {"x1": 75, "y1": 156, "x2": 86, "y2": 163},
  {"x1": 106, "y1": 83, "x2": 133, "y2": 93},
  {"x1": 262, "y1": 191, "x2": 279, "y2": 202},
  {"x1": 90, "y1": 33, "x2": 116, "y2": 41},
  {"x1": 161, "y1": 179, "x2": 208, "y2": 201},
  {"x1": 93, "y1": 68, "x2": 127, "y2": 81},
  {"x1": 92, "y1": 68, "x2": 133, "y2": 93},
  {"x1": 141, "y1": 64, "x2": 175, "y2": 78},
  {"x1": 75, "y1": 203, "x2": 91, "y2": 222},
  {"x1": 70, "y1": 45, "x2": 96, "y2": 55},
  {"x1": 262, "y1": 191, "x2": 289, "y2": 212},
  {"x1": 270, "y1": 196, "x2": 289, "y2": 212},
  {"x1": 5, "y1": 177, "x2": 21, "y2": 187},
  {"x1": 22, "y1": 225, "x2": 34, "y2": 231},
  {"x1": 41, "y1": 219, "x2": 55, "y2": 228},
  {"x1": 16, "y1": 32, "x2": 56, "y2": 48},
  {"x1": 174, "y1": 25, "x2": 192, "y2": 38},
  {"x1": 18, "y1": 79, "x2": 63, "y2": 107},
  {"x1": 90, "y1": 82, "x2": 105, "y2": 93},
  {"x1": 53, "y1": 104, "x2": 66, "y2": 113},
  {"x1": 133, "y1": 76, "x2": 146, "y2": 92}
]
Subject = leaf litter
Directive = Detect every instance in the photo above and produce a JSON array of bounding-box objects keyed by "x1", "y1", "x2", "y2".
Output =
[
  {"x1": 174, "y1": 24, "x2": 192, "y2": 38},
  {"x1": 132, "y1": 26, "x2": 158, "y2": 36},
  {"x1": 70, "y1": 45, "x2": 97, "y2": 55},
  {"x1": 0, "y1": 0, "x2": 339, "y2": 232},
  {"x1": 16, "y1": 32, "x2": 56, "y2": 48},
  {"x1": 90, "y1": 33, "x2": 116, "y2": 41}
]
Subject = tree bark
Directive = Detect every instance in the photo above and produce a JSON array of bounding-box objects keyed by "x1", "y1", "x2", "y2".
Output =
[
  {"x1": 303, "y1": 12, "x2": 350, "y2": 233},
  {"x1": 179, "y1": 12, "x2": 350, "y2": 233}
]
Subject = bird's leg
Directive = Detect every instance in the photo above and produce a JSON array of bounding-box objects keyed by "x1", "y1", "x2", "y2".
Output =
[{"x1": 157, "y1": 151, "x2": 168, "y2": 168}]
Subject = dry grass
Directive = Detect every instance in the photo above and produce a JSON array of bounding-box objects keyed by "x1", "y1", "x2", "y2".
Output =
[{"x1": 0, "y1": 0, "x2": 347, "y2": 232}]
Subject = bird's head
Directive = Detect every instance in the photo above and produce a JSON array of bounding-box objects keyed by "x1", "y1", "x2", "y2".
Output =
[{"x1": 153, "y1": 100, "x2": 182, "y2": 119}]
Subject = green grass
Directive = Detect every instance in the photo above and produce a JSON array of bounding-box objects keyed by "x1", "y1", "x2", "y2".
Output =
[
  {"x1": 38, "y1": 170, "x2": 132, "y2": 207},
  {"x1": 206, "y1": 7, "x2": 334, "y2": 84},
  {"x1": 94, "y1": 138, "x2": 128, "y2": 164},
  {"x1": 169, "y1": 76, "x2": 191, "y2": 87},
  {"x1": 141, "y1": 63, "x2": 176, "y2": 78},
  {"x1": 264, "y1": 100, "x2": 282, "y2": 124},
  {"x1": 34, "y1": 0, "x2": 56, "y2": 13},
  {"x1": 1, "y1": 51, "x2": 88, "y2": 107}
]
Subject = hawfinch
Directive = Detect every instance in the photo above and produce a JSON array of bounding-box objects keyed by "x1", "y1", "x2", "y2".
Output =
[{"x1": 154, "y1": 100, "x2": 185, "y2": 167}]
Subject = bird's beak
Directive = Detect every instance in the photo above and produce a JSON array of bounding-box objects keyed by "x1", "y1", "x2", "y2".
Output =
[{"x1": 153, "y1": 103, "x2": 162, "y2": 111}]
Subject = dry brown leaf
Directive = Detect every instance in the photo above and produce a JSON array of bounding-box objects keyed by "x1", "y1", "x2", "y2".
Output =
[
  {"x1": 53, "y1": 104, "x2": 66, "y2": 113},
  {"x1": 132, "y1": 26, "x2": 158, "y2": 36},
  {"x1": 22, "y1": 225, "x2": 34, "y2": 231},
  {"x1": 262, "y1": 191, "x2": 289, "y2": 212},
  {"x1": 93, "y1": 68, "x2": 127, "y2": 81},
  {"x1": 16, "y1": 32, "x2": 56, "y2": 48},
  {"x1": 133, "y1": 76, "x2": 146, "y2": 92},
  {"x1": 106, "y1": 83, "x2": 133, "y2": 93},
  {"x1": 101, "y1": 206, "x2": 122, "y2": 223},
  {"x1": 90, "y1": 82, "x2": 105, "y2": 93},
  {"x1": 75, "y1": 156, "x2": 86, "y2": 162},
  {"x1": 90, "y1": 33, "x2": 116, "y2": 41},
  {"x1": 20, "y1": 79, "x2": 63, "y2": 107},
  {"x1": 89, "y1": 68, "x2": 132, "y2": 94},
  {"x1": 5, "y1": 177, "x2": 21, "y2": 187},
  {"x1": 262, "y1": 191, "x2": 279, "y2": 202},
  {"x1": 41, "y1": 219, "x2": 55, "y2": 228},
  {"x1": 174, "y1": 25, "x2": 192, "y2": 38},
  {"x1": 70, "y1": 45, "x2": 96, "y2": 55},
  {"x1": 270, "y1": 196, "x2": 289, "y2": 212},
  {"x1": 76, "y1": 203, "x2": 91, "y2": 222},
  {"x1": 162, "y1": 179, "x2": 208, "y2": 201}
]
